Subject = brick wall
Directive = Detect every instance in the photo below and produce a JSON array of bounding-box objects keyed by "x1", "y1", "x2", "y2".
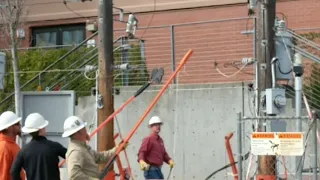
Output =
[
  {"x1": 114, "y1": 0, "x2": 320, "y2": 84},
  {"x1": 1, "y1": 0, "x2": 320, "y2": 84}
]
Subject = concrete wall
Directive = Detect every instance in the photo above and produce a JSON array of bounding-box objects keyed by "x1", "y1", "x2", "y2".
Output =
[
  {"x1": 75, "y1": 83, "x2": 250, "y2": 179},
  {"x1": 74, "y1": 82, "x2": 319, "y2": 179}
]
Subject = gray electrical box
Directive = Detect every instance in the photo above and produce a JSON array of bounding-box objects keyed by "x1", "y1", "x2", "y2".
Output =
[
  {"x1": 266, "y1": 88, "x2": 286, "y2": 115},
  {"x1": 275, "y1": 31, "x2": 293, "y2": 80},
  {"x1": 0, "y1": 52, "x2": 6, "y2": 90}
]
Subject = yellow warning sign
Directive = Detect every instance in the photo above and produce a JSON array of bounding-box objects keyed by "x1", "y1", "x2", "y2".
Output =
[
  {"x1": 278, "y1": 133, "x2": 302, "y2": 139},
  {"x1": 252, "y1": 133, "x2": 275, "y2": 139},
  {"x1": 251, "y1": 132, "x2": 304, "y2": 156},
  {"x1": 251, "y1": 132, "x2": 276, "y2": 155}
]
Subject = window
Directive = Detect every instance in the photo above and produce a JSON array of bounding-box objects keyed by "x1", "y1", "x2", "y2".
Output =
[{"x1": 31, "y1": 24, "x2": 86, "y2": 47}]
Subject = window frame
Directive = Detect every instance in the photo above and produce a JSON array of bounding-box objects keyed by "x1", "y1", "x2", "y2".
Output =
[{"x1": 31, "y1": 24, "x2": 86, "y2": 47}]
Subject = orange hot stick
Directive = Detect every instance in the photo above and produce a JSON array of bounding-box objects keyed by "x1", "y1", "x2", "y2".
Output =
[
  {"x1": 99, "y1": 49, "x2": 194, "y2": 179},
  {"x1": 58, "y1": 67, "x2": 164, "y2": 167}
]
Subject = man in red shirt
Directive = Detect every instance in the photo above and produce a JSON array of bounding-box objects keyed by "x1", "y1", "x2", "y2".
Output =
[
  {"x1": 0, "y1": 111, "x2": 25, "y2": 180},
  {"x1": 138, "y1": 116, "x2": 174, "y2": 179}
]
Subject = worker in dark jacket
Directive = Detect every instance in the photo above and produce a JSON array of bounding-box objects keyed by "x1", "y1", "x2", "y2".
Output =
[
  {"x1": 137, "y1": 116, "x2": 174, "y2": 179},
  {"x1": 10, "y1": 113, "x2": 67, "y2": 180}
]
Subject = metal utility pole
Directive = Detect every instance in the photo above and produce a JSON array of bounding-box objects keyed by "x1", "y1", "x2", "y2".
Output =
[
  {"x1": 294, "y1": 52, "x2": 304, "y2": 179},
  {"x1": 98, "y1": 0, "x2": 115, "y2": 179},
  {"x1": 256, "y1": 0, "x2": 277, "y2": 179}
]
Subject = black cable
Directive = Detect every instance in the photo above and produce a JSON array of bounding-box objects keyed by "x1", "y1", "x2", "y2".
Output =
[
  {"x1": 295, "y1": 118, "x2": 315, "y2": 173},
  {"x1": 140, "y1": 0, "x2": 156, "y2": 39},
  {"x1": 276, "y1": 61, "x2": 292, "y2": 75},
  {"x1": 205, "y1": 152, "x2": 250, "y2": 180},
  {"x1": 63, "y1": 1, "x2": 89, "y2": 20}
]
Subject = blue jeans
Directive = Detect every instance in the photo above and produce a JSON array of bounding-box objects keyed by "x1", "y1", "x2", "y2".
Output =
[{"x1": 144, "y1": 166, "x2": 164, "y2": 179}]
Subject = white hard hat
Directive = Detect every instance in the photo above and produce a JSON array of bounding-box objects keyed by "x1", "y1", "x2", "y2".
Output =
[
  {"x1": 148, "y1": 116, "x2": 163, "y2": 126},
  {"x1": 22, "y1": 113, "x2": 49, "y2": 133},
  {"x1": 62, "y1": 116, "x2": 87, "y2": 138},
  {"x1": 0, "y1": 111, "x2": 21, "y2": 131}
]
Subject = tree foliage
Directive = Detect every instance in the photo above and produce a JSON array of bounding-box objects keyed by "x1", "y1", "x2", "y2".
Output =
[{"x1": 0, "y1": 45, "x2": 149, "y2": 111}]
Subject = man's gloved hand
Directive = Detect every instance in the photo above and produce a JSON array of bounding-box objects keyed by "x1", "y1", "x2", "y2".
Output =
[
  {"x1": 169, "y1": 160, "x2": 174, "y2": 168},
  {"x1": 139, "y1": 160, "x2": 150, "y2": 171},
  {"x1": 116, "y1": 141, "x2": 129, "y2": 150}
]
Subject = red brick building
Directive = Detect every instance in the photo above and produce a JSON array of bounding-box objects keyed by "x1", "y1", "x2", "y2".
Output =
[{"x1": 1, "y1": 0, "x2": 319, "y2": 84}]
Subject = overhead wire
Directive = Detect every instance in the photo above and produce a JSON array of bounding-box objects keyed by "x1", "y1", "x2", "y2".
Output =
[
  {"x1": 62, "y1": 0, "x2": 89, "y2": 21},
  {"x1": 139, "y1": 0, "x2": 156, "y2": 39},
  {"x1": 215, "y1": 62, "x2": 249, "y2": 78},
  {"x1": 24, "y1": 0, "x2": 92, "y2": 20},
  {"x1": 7, "y1": 68, "x2": 88, "y2": 74},
  {"x1": 25, "y1": 1, "x2": 63, "y2": 6}
]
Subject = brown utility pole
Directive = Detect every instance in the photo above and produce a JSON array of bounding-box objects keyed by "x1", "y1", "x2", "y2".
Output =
[
  {"x1": 98, "y1": 0, "x2": 115, "y2": 179},
  {"x1": 256, "y1": 0, "x2": 277, "y2": 179}
]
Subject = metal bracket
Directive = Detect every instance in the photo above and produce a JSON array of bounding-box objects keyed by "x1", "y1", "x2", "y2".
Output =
[
  {"x1": 97, "y1": 94, "x2": 104, "y2": 109},
  {"x1": 261, "y1": 39, "x2": 268, "y2": 47},
  {"x1": 260, "y1": 63, "x2": 267, "y2": 70}
]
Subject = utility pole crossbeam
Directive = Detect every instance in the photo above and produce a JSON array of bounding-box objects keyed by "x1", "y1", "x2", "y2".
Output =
[
  {"x1": 256, "y1": 0, "x2": 277, "y2": 179},
  {"x1": 98, "y1": 0, "x2": 115, "y2": 179}
]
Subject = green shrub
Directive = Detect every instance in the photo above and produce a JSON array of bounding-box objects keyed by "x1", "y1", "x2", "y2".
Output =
[{"x1": 0, "y1": 45, "x2": 148, "y2": 111}]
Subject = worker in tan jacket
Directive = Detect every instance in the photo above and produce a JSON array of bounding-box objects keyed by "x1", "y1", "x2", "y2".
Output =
[{"x1": 62, "y1": 116, "x2": 127, "y2": 180}]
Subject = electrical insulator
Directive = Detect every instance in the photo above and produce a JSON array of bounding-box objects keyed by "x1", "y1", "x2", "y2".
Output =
[
  {"x1": 279, "y1": 20, "x2": 286, "y2": 32},
  {"x1": 293, "y1": 53, "x2": 304, "y2": 76},
  {"x1": 127, "y1": 14, "x2": 135, "y2": 23},
  {"x1": 113, "y1": 63, "x2": 129, "y2": 70},
  {"x1": 275, "y1": 19, "x2": 287, "y2": 34},
  {"x1": 119, "y1": 9, "x2": 124, "y2": 22},
  {"x1": 84, "y1": 65, "x2": 98, "y2": 72},
  {"x1": 126, "y1": 14, "x2": 138, "y2": 37},
  {"x1": 294, "y1": 53, "x2": 302, "y2": 66},
  {"x1": 249, "y1": 0, "x2": 257, "y2": 10},
  {"x1": 242, "y1": 57, "x2": 255, "y2": 65}
]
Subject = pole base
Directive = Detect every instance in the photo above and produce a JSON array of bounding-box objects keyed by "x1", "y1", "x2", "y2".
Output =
[
  {"x1": 256, "y1": 175, "x2": 276, "y2": 180},
  {"x1": 103, "y1": 170, "x2": 116, "y2": 180}
]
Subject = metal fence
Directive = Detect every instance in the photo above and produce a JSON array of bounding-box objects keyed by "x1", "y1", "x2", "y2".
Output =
[
  {"x1": 114, "y1": 17, "x2": 255, "y2": 85},
  {"x1": 239, "y1": 114, "x2": 318, "y2": 180}
]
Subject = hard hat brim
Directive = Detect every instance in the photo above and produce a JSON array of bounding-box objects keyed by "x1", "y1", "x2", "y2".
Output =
[
  {"x1": 148, "y1": 122, "x2": 163, "y2": 126},
  {"x1": 22, "y1": 120, "x2": 49, "y2": 134},
  {"x1": 62, "y1": 122, "x2": 87, "y2": 138},
  {"x1": 0, "y1": 117, "x2": 22, "y2": 131}
]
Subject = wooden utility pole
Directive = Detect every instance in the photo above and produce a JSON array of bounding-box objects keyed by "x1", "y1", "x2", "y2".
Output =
[
  {"x1": 98, "y1": 0, "x2": 115, "y2": 179},
  {"x1": 256, "y1": 0, "x2": 277, "y2": 179}
]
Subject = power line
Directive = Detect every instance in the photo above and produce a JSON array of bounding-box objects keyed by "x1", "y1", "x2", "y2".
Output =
[
  {"x1": 139, "y1": 0, "x2": 157, "y2": 39},
  {"x1": 63, "y1": 0, "x2": 89, "y2": 20},
  {"x1": 25, "y1": 1, "x2": 62, "y2": 6}
]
